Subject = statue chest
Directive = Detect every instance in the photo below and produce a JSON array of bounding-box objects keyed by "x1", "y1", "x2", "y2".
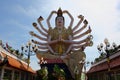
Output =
[{"x1": 51, "y1": 29, "x2": 69, "y2": 40}]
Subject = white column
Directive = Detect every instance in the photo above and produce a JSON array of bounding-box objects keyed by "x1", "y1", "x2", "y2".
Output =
[
  {"x1": 19, "y1": 71, "x2": 21, "y2": 80},
  {"x1": 114, "y1": 71, "x2": 117, "y2": 80},
  {"x1": 11, "y1": 70, "x2": 14, "y2": 80},
  {"x1": 1, "y1": 68, "x2": 4, "y2": 80}
]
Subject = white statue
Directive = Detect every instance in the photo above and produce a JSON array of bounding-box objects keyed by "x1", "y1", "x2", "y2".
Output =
[{"x1": 30, "y1": 8, "x2": 93, "y2": 79}]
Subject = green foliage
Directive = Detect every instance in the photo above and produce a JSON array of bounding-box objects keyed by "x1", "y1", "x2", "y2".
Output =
[
  {"x1": 53, "y1": 64, "x2": 65, "y2": 77},
  {"x1": 38, "y1": 67, "x2": 48, "y2": 80},
  {"x1": 37, "y1": 65, "x2": 66, "y2": 80}
]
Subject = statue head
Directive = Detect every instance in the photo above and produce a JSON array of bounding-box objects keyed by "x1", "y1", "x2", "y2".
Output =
[{"x1": 55, "y1": 8, "x2": 65, "y2": 28}]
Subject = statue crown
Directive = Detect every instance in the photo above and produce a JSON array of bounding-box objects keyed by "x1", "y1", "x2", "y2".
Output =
[{"x1": 57, "y1": 8, "x2": 62, "y2": 16}]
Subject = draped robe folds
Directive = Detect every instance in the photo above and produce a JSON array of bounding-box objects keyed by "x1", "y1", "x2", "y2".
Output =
[
  {"x1": 36, "y1": 26, "x2": 86, "y2": 79},
  {"x1": 48, "y1": 27, "x2": 71, "y2": 55}
]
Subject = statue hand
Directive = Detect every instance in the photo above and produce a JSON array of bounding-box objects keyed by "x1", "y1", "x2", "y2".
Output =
[
  {"x1": 38, "y1": 16, "x2": 44, "y2": 22},
  {"x1": 78, "y1": 15, "x2": 84, "y2": 20},
  {"x1": 88, "y1": 26, "x2": 91, "y2": 33},
  {"x1": 32, "y1": 22, "x2": 37, "y2": 27},
  {"x1": 83, "y1": 19, "x2": 88, "y2": 24},
  {"x1": 58, "y1": 35, "x2": 62, "y2": 41},
  {"x1": 29, "y1": 31, "x2": 34, "y2": 36},
  {"x1": 60, "y1": 37, "x2": 65, "y2": 42},
  {"x1": 58, "y1": 37, "x2": 61, "y2": 42}
]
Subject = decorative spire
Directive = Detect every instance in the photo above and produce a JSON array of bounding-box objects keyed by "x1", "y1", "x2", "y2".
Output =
[{"x1": 57, "y1": 8, "x2": 63, "y2": 16}]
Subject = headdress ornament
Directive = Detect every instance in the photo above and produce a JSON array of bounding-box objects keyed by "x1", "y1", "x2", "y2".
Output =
[{"x1": 57, "y1": 8, "x2": 63, "y2": 16}]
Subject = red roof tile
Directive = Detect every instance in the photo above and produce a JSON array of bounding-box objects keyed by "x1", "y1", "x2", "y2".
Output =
[
  {"x1": 88, "y1": 55, "x2": 120, "y2": 73},
  {"x1": 1, "y1": 52, "x2": 35, "y2": 74}
]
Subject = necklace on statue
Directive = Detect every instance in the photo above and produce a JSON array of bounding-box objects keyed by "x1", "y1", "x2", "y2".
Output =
[{"x1": 58, "y1": 28, "x2": 62, "y2": 34}]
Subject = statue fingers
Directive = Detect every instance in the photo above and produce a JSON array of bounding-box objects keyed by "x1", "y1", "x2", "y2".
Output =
[
  {"x1": 83, "y1": 19, "x2": 88, "y2": 24},
  {"x1": 78, "y1": 15, "x2": 84, "y2": 20}
]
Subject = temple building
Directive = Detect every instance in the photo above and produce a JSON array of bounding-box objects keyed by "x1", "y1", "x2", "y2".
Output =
[
  {"x1": 87, "y1": 49, "x2": 120, "y2": 80},
  {"x1": 0, "y1": 43, "x2": 36, "y2": 80}
]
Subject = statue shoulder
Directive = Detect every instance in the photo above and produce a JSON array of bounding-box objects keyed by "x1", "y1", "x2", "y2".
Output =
[{"x1": 48, "y1": 27, "x2": 53, "y2": 34}]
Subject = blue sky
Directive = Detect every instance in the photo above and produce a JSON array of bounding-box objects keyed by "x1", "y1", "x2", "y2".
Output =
[{"x1": 0, "y1": 0, "x2": 120, "y2": 70}]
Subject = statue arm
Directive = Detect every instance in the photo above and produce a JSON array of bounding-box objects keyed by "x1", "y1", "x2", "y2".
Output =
[
  {"x1": 47, "y1": 45, "x2": 55, "y2": 54},
  {"x1": 72, "y1": 41, "x2": 93, "y2": 50},
  {"x1": 47, "y1": 35, "x2": 59, "y2": 54},
  {"x1": 73, "y1": 36, "x2": 90, "y2": 44},
  {"x1": 38, "y1": 45, "x2": 48, "y2": 49},
  {"x1": 62, "y1": 44, "x2": 73, "y2": 55},
  {"x1": 47, "y1": 11, "x2": 57, "y2": 28},
  {"x1": 62, "y1": 35, "x2": 73, "y2": 55},
  {"x1": 63, "y1": 35, "x2": 90, "y2": 45},
  {"x1": 29, "y1": 31, "x2": 47, "y2": 41},
  {"x1": 31, "y1": 39, "x2": 47, "y2": 45},
  {"x1": 73, "y1": 26, "x2": 91, "y2": 40},
  {"x1": 32, "y1": 37, "x2": 56, "y2": 54},
  {"x1": 47, "y1": 35, "x2": 58, "y2": 45},
  {"x1": 36, "y1": 51, "x2": 61, "y2": 59},
  {"x1": 73, "y1": 20, "x2": 88, "y2": 35},
  {"x1": 63, "y1": 10, "x2": 74, "y2": 28},
  {"x1": 62, "y1": 35, "x2": 73, "y2": 44},
  {"x1": 72, "y1": 15, "x2": 84, "y2": 31},
  {"x1": 37, "y1": 16, "x2": 48, "y2": 33},
  {"x1": 62, "y1": 35, "x2": 86, "y2": 44},
  {"x1": 32, "y1": 22, "x2": 47, "y2": 37},
  {"x1": 62, "y1": 35, "x2": 91, "y2": 55}
]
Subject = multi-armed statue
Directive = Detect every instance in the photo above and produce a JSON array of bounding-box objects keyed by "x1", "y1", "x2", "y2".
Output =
[{"x1": 30, "y1": 8, "x2": 93, "y2": 79}]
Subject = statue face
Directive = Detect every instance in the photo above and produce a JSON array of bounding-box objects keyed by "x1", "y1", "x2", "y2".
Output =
[{"x1": 56, "y1": 17, "x2": 64, "y2": 28}]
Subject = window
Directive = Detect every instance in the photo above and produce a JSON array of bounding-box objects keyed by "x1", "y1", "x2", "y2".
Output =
[
  {"x1": 21, "y1": 72, "x2": 25, "y2": 80},
  {"x1": 3, "y1": 69, "x2": 12, "y2": 80},
  {"x1": 14, "y1": 71, "x2": 20, "y2": 80}
]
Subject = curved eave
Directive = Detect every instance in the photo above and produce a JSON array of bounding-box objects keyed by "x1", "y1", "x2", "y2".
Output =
[
  {"x1": 88, "y1": 51, "x2": 120, "y2": 73},
  {"x1": 0, "y1": 46, "x2": 36, "y2": 74}
]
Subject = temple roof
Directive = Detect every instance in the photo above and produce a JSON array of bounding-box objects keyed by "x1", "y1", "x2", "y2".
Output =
[
  {"x1": 87, "y1": 51, "x2": 120, "y2": 73},
  {"x1": 0, "y1": 46, "x2": 35, "y2": 74}
]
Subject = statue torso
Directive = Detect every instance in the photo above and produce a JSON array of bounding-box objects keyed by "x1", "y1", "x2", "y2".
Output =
[{"x1": 48, "y1": 27, "x2": 73, "y2": 55}]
